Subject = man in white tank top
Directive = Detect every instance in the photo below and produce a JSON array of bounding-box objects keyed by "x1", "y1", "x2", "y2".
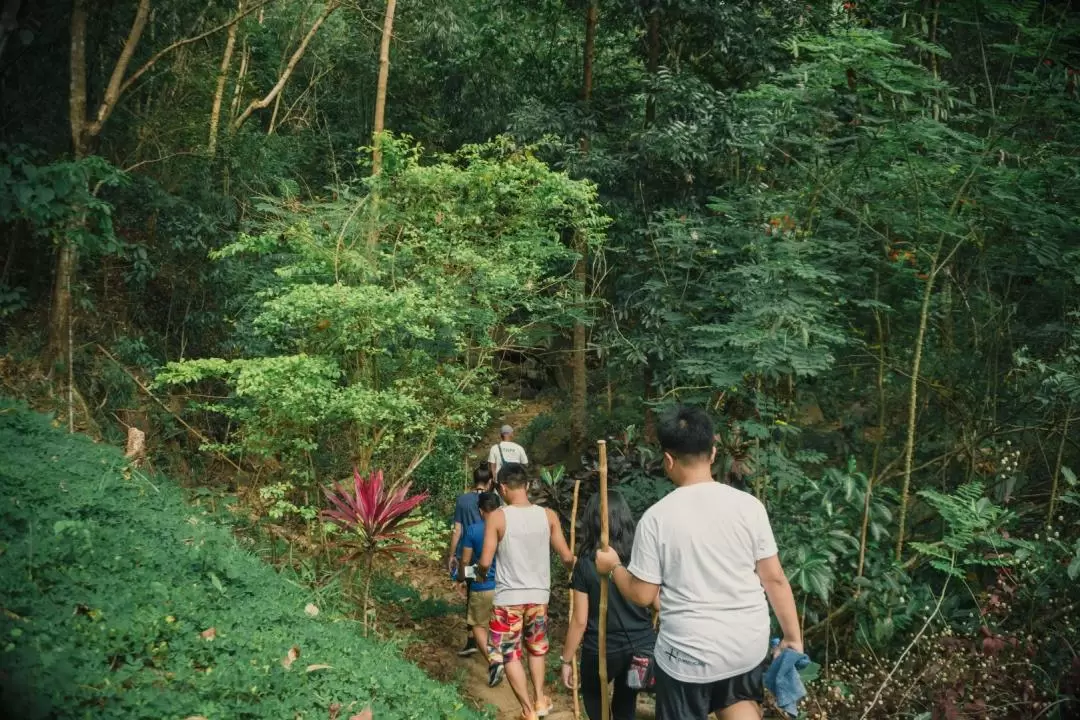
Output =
[{"x1": 477, "y1": 463, "x2": 575, "y2": 720}]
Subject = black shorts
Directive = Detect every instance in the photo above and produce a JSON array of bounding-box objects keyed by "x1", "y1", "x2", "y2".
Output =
[{"x1": 654, "y1": 659, "x2": 766, "y2": 719}]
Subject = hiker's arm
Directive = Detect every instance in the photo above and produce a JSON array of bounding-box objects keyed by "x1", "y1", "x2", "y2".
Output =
[
  {"x1": 597, "y1": 509, "x2": 661, "y2": 607},
  {"x1": 559, "y1": 589, "x2": 589, "y2": 688},
  {"x1": 447, "y1": 521, "x2": 463, "y2": 572},
  {"x1": 608, "y1": 564, "x2": 661, "y2": 608},
  {"x1": 757, "y1": 554, "x2": 803, "y2": 653},
  {"x1": 477, "y1": 509, "x2": 504, "y2": 580},
  {"x1": 547, "y1": 508, "x2": 575, "y2": 566}
]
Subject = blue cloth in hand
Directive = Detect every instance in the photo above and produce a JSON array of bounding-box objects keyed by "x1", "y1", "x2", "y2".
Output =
[{"x1": 764, "y1": 648, "x2": 810, "y2": 717}]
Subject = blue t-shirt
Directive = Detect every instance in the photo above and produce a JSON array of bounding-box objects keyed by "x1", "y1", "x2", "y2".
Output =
[
  {"x1": 463, "y1": 521, "x2": 496, "y2": 591},
  {"x1": 452, "y1": 491, "x2": 483, "y2": 558}
]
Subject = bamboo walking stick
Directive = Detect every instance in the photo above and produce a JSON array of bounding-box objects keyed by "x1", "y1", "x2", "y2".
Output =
[
  {"x1": 598, "y1": 439, "x2": 611, "y2": 720},
  {"x1": 568, "y1": 477, "x2": 582, "y2": 720}
]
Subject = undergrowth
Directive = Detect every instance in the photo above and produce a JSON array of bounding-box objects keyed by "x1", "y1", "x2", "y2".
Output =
[{"x1": 0, "y1": 400, "x2": 483, "y2": 720}]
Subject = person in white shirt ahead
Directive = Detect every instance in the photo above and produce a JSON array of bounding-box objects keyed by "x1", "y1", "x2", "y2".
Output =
[
  {"x1": 595, "y1": 405, "x2": 803, "y2": 720},
  {"x1": 488, "y1": 424, "x2": 528, "y2": 480}
]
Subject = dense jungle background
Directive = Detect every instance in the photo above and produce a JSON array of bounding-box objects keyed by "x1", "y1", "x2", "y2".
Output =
[{"x1": 1, "y1": 0, "x2": 1080, "y2": 717}]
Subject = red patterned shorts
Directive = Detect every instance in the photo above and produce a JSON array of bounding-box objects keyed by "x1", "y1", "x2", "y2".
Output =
[{"x1": 487, "y1": 604, "x2": 549, "y2": 664}]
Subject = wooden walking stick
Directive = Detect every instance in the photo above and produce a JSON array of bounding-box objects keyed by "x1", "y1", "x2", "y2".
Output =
[
  {"x1": 598, "y1": 439, "x2": 611, "y2": 720},
  {"x1": 568, "y1": 476, "x2": 582, "y2": 720}
]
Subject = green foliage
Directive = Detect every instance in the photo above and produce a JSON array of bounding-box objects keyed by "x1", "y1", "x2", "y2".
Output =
[
  {"x1": 0, "y1": 146, "x2": 126, "y2": 254},
  {"x1": 0, "y1": 400, "x2": 481, "y2": 720},
  {"x1": 157, "y1": 138, "x2": 606, "y2": 508},
  {"x1": 910, "y1": 482, "x2": 1027, "y2": 578}
]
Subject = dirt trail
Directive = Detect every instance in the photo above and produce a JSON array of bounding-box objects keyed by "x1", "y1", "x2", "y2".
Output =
[
  {"x1": 390, "y1": 405, "x2": 652, "y2": 719},
  {"x1": 471, "y1": 398, "x2": 557, "y2": 465},
  {"x1": 388, "y1": 553, "x2": 578, "y2": 719}
]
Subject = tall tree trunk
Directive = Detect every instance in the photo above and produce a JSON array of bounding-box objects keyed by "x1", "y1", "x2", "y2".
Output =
[
  {"x1": 51, "y1": 0, "x2": 89, "y2": 367},
  {"x1": 370, "y1": 0, "x2": 397, "y2": 176},
  {"x1": 569, "y1": 0, "x2": 598, "y2": 465},
  {"x1": 209, "y1": 0, "x2": 243, "y2": 155}
]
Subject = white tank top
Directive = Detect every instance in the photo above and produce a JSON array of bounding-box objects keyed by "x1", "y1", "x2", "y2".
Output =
[{"x1": 495, "y1": 504, "x2": 551, "y2": 606}]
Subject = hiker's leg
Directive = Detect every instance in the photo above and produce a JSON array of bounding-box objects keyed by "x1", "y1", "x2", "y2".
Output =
[
  {"x1": 467, "y1": 590, "x2": 494, "y2": 663},
  {"x1": 523, "y1": 604, "x2": 551, "y2": 709},
  {"x1": 609, "y1": 653, "x2": 639, "y2": 720},
  {"x1": 492, "y1": 606, "x2": 533, "y2": 714},
  {"x1": 710, "y1": 663, "x2": 765, "y2": 720},
  {"x1": 505, "y1": 658, "x2": 536, "y2": 716},
  {"x1": 459, "y1": 581, "x2": 475, "y2": 653},
  {"x1": 654, "y1": 664, "x2": 711, "y2": 720},
  {"x1": 578, "y1": 652, "x2": 603, "y2": 720},
  {"x1": 471, "y1": 624, "x2": 489, "y2": 663},
  {"x1": 716, "y1": 702, "x2": 761, "y2": 720}
]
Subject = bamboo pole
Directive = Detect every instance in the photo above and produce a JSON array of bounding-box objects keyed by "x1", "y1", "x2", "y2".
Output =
[
  {"x1": 568, "y1": 477, "x2": 582, "y2": 720},
  {"x1": 598, "y1": 440, "x2": 610, "y2": 720}
]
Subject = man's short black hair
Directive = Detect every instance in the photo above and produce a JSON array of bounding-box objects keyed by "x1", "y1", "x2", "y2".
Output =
[
  {"x1": 657, "y1": 405, "x2": 714, "y2": 461},
  {"x1": 478, "y1": 492, "x2": 501, "y2": 513},
  {"x1": 498, "y1": 462, "x2": 529, "y2": 489},
  {"x1": 473, "y1": 465, "x2": 492, "y2": 487}
]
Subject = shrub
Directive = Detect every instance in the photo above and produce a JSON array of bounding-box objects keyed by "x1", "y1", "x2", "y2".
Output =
[{"x1": 0, "y1": 400, "x2": 482, "y2": 720}]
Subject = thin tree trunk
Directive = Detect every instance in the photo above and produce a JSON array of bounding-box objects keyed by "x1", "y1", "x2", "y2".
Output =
[
  {"x1": 858, "y1": 300, "x2": 886, "y2": 578},
  {"x1": 570, "y1": 236, "x2": 588, "y2": 466},
  {"x1": 1047, "y1": 406, "x2": 1072, "y2": 527},
  {"x1": 230, "y1": 40, "x2": 249, "y2": 119},
  {"x1": 370, "y1": 0, "x2": 397, "y2": 176},
  {"x1": 208, "y1": 0, "x2": 243, "y2": 154},
  {"x1": 363, "y1": 551, "x2": 375, "y2": 636},
  {"x1": 643, "y1": 365, "x2": 656, "y2": 442},
  {"x1": 231, "y1": 0, "x2": 338, "y2": 132},
  {"x1": 895, "y1": 240, "x2": 944, "y2": 561},
  {"x1": 51, "y1": 0, "x2": 89, "y2": 367},
  {"x1": 643, "y1": 0, "x2": 659, "y2": 126},
  {"x1": 569, "y1": 0, "x2": 598, "y2": 465}
]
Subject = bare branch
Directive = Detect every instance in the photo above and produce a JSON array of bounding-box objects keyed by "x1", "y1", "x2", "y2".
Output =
[
  {"x1": 232, "y1": 0, "x2": 340, "y2": 132},
  {"x1": 118, "y1": 0, "x2": 280, "y2": 99},
  {"x1": 87, "y1": 0, "x2": 150, "y2": 136}
]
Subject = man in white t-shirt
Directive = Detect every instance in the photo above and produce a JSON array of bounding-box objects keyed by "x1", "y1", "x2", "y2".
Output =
[
  {"x1": 488, "y1": 424, "x2": 528, "y2": 481},
  {"x1": 595, "y1": 405, "x2": 802, "y2": 720}
]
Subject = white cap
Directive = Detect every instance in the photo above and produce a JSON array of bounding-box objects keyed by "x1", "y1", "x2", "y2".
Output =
[{"x1": 500, "y1": 424, "x2": 514, "y2": 435}]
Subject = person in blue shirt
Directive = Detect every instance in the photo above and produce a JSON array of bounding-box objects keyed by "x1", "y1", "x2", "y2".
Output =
[
  {"x1": 459, "y1": 491, "x2": 502, "y2": 670},
  {"x1": 448, "y1": 466, "x2": 494, "y2": 656}
]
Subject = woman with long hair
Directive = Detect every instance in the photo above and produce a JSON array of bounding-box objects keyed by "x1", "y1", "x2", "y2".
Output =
[{"x1": 558, "y1": 491, "x2": 657, "y2": 720}]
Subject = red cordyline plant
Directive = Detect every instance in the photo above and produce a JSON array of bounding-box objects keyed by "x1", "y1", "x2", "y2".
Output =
[{"x1": 323, "y1": 467, "x2": 429, "y2": 634}]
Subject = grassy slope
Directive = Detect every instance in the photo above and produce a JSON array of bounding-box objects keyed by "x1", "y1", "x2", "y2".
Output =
[{"x1": 0, "y1": 400, "x2": 483, "y2": 720}]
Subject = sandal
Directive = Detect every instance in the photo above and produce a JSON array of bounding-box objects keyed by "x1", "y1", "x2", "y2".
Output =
[{"x1": 535, "y1": 698, "x2": 554, "y2": 717}]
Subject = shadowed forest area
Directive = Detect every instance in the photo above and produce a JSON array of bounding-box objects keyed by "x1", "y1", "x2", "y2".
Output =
[{"x1": 1, "y1": 0, "x2": 1079, "y2": 718}]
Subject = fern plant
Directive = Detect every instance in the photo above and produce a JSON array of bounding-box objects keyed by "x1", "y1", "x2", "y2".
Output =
[{"x1": 910, "y1": 482, "x2": 1029, "y2": 579}]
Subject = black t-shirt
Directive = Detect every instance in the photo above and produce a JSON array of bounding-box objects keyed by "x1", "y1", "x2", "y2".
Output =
[{"x1": 570, "y1": 557, "x2": 657, "y2": 656}]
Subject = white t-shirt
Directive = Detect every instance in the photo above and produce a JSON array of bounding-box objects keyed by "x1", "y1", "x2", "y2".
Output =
[
  {"x1": 488, "y1": 441, "x2": 528, "y2": 478},
  {"x1": 628, "y1": 481, "x2": 778, "y2": 683}
]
